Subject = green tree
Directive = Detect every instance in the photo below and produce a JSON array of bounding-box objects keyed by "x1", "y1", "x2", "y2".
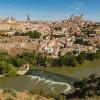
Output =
[
  {"x1": 66, "y1": 54, "x2": 77, "y2": 67},
  {"x1": 36, "y1": 53, "x2": 47, "y2": 67},
  {"x1": 77, "y1": 52, "x2": 87, "y2": 64},
  {"x1": 0, "y1": 61, "x2": 16, "y2": 76},
  {"x1": 86, "y1": 53, "x2": 96, "y2": 61},
  {"x1": 12, "y1": 57, "x2": 24, "y2": 68},
  {"x1": 15, "y1": 31, "x2": 41, "y2": 39},
  {"x1": 52, "y1": 58, "x2": 59, "y2": 67}
]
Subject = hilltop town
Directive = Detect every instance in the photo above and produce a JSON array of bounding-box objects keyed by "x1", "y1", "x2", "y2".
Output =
[
  {"x1": 0, "y1": 15, "x2": 99, "y2": 57},
  {"x1": 0, "y1": 15, "x2": 100, "y2": 100}
]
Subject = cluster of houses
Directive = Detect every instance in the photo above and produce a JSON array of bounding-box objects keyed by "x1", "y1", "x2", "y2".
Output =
[
  {"x1": 0, "y1": 15, "x2": 99, "y2": 57},
  {"x1": 38, "y1": 15, "x2": 100, "y2": 57}
]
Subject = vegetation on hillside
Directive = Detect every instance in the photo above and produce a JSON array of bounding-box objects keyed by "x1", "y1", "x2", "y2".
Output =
[
  {"x1": 0, "y1": 61, "x2": 16, "y2": 76},
  {"x1": 14, "y1": 31, "x2": 41, "y2": 39},
  {"x1": 0, "y1": 46, "x2": 99, "y2": 76}
]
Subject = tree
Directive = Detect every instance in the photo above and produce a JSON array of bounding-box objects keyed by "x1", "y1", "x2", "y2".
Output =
[
  {"x1": 15, "y1": 31, "x2": 41, "y2": 39},
  {"x1": 86, "y1": 53, "x2": 95, "y2": 61},
  {"x1": 66, "y1": 54, "x2": 77, "y2": 67},
  {"x1": 36, "y1": 53, "x2": 47, "y2": 67},
  {"x1": 28, "y1": 31, "x2": 41, "y2": 39},
  {"x1": 0, "y1": 61, "x2": 16, "y2": 76},
  {"x1": 52, "y1": 58, "x2": 59, "y2": 67},
  {"x1": 58, "y1": 55, "x2": 67, "y2": 67},
  {"x1": 57, "y1": 52, "x2": 77, "y2": 67},
  {"x1": 77, "y1": 52, "x2": 87, "y2": 64},
  {"x1": 21, "y1": 51, "x2": 37, "y2": 64},
  {"x1": 12, "y1": 57, "x2": 24, "y2": 68},
  {"x1": 59, "y1": 53, "x2": 77, "y2": 67}
]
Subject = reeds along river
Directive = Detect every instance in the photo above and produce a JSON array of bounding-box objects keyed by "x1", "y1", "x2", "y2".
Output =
[{"x1": 0, "y1": 70, "x2": 78, "y2": 96}]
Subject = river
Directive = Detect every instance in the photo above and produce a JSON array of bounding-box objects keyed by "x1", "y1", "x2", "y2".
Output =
[
  {"x1": 0, "y1": 71, "x2": 78, "y2": 96},
  {"x1": 0, "y1": 60, "x2": 99, "y2": 96}
]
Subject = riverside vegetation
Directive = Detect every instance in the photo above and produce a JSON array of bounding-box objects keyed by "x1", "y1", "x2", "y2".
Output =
[
  {"x1": 0, "y1": 46, "x2": 99, "y2": 76},
  {"x1": 65, "y1": 74, "x2": 100, "y2": 100}
]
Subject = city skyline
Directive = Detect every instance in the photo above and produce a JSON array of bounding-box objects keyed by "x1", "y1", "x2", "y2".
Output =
[{"x1": 0, "y1": 0, "x2": 100, "y2": 21}]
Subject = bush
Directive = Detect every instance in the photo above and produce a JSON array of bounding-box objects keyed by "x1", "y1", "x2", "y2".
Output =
[{"x1": 0, "y1": 62, "x2": 16, "y2": 76}]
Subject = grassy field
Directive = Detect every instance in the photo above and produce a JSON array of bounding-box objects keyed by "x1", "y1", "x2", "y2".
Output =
[{"x1": 31, "y1": 59, "x2": 100, "y2": 79}]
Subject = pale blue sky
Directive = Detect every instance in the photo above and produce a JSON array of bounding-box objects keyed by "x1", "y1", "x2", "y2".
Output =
[{"x1": 0, "y1": 0, "x2": 100, "y2": 21}]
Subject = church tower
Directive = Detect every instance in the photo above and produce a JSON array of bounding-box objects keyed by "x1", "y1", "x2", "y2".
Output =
[{"x1": 27, "y1": 13, "x2": 30, "y2": 22}]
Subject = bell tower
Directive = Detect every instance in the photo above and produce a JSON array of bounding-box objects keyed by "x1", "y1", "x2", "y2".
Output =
[{"x1": 27, "y1": 13, "x2": 30, "y2": 22}]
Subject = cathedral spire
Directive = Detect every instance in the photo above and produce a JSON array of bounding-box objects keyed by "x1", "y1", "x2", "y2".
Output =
[{"x1": 27, "y1": 13, "x2": 30, "y2": 22}]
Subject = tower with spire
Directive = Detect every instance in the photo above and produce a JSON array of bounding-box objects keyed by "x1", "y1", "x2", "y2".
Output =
[{"x1": 27, "y1": 13, "x2": 30, "y2": 22}]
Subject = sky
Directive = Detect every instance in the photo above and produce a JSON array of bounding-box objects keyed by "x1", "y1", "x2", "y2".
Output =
[{"x1": 0, "y1": 0, "x2": 100, "y2": 21}]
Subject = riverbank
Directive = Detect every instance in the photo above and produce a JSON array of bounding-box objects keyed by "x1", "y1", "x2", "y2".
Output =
[{"x1": 0, "y1": 89, "x2": 55, "y2": 100}]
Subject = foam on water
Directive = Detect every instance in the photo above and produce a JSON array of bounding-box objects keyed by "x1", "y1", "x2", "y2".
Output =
[{"x1": 29, "y1": 75, "x2": 71, "y2": 94}]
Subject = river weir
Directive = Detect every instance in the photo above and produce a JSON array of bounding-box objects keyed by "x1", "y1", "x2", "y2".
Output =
[
  {"x1": 0, "y1": 70, "x2": 78, "y2": 96},
  {"x1": 28, "y1": 75, "x2": 71, "y2": 95}
]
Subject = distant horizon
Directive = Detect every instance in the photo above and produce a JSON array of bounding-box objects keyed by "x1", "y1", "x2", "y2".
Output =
[
  {"x1": 0, "y1": 14, "x2": 99, "y2": 22},
  {"x1": 0, "y1": 0, "x2": 100, "y2": 22}
]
